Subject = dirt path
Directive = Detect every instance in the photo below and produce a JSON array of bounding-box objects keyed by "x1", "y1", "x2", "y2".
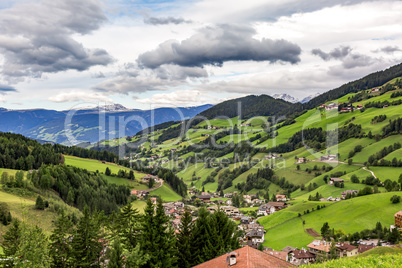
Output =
[
  {"x1": 306, "y1": 228, "x2": 320, "y2": 237},
  {"x1": 362, "y1": 167, "x2": 377, "y2": 178}
]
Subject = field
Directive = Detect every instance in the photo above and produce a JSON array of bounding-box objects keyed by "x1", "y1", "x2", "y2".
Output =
[
  {"x1": 131, "y1": 200, "x2": 147, "y2": 213},
  {"x1": 64, "y1": 155, "x2": 148, "y2": 189},
  {"x1": 310, "y1": 254, "x2": 402, "y2": 267},
  {"x1": 150, "y1": 184, "x2": 182, "y2": 202},
  {"x1": 0, "y1": 190, "x2": 80, "y2": 236},
  {"x1": 261, "y1": 192, "x2": 401, "y2": 250}
]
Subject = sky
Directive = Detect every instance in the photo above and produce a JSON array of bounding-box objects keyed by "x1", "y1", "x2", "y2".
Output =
[{"x1": 0, "y1": 0, "x2": 401, "y2": 111}]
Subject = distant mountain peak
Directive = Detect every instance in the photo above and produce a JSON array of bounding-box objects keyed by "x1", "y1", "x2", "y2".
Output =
[
  {"x1": 69, "y1": 103, "x2": 133, "y2": 112},
  {"x1": 300, "y1": 93, "x2": 320, "y2": 104},
  {"x1": 272, "y1": 93, "x2": 299, "y2": 103}
]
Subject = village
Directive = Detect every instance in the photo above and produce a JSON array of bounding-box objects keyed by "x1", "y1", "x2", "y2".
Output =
[{"x1": 132, "y1": 173, "x2": 402, "y2": 266}]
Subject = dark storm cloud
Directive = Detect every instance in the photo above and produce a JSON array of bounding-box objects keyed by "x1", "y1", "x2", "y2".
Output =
[
  {"x1": 0, "y1": 0, "x2": 113, "y2": 82},
  {"x1": 137, "y1": 24, "x2": 301, "y2": 69},
  {"x1": 311, "y1": 46, "x2": 352, "y2": 61},
  {"x1": 144, "y1": 16, "x2": 192, "y2": 25},
  {"x1": 0, "y1": 84, "x2": 17, "y2": 92}
]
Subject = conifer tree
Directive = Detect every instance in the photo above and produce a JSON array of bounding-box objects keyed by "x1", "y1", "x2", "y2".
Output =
[
  {"x1": 2, "y1": 219, "x2": 21, "y2": 256},
  {"x1": 177, "y1": 207, "x2": 193, "y2": 268},
  {"x1": 108, "y1": 239, "x2": 124, "y2": 268},
  {"x1": 71, "y1": 206, "x2": 103, "y2": 267},
  {"x1": 115, "y1": 203, "x2": 141, "y2": 250},
  {"x1": 49, "y1": 211, "x2": 73, "y2": 268},
  {"x1": 140, "y1": 198, "x2": 178, "y2": 267},
  {"x1": 189, "y1": 207, "x2": 212, "y2": 265},
  {"x1": 14, "y1": 225, "x2": 51, "y2": 267}
]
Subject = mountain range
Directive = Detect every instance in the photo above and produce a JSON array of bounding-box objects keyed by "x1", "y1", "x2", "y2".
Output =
[
  {"x1": 272, "y1": 93, "x2": 320, "y2": 103},
  {"x1": 0, "y1": 104, "x2": 212, "y2": 145}
]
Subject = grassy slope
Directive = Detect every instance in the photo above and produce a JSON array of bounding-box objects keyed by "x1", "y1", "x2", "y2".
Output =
[
  {"x1": 262, "y1": 192, "x2": 401, "y2": 250},
  {"x1": 150, "y1": 184, "x2": 182, "y2": 202},
  {"x1": 0, "y1": 190, "x2": 80, "y2": 236},
  {"x1": 64, "y1": 155, "x2": 148, "y2": 189}
]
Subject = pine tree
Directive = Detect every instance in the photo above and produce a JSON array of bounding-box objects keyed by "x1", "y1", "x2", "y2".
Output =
[
  {"x1": 115, "y1": 203, "x2": 141, "y2": 250},
  {"x1": 177, "y1": 207, "x2": 193, "y2": 268},
  {"x1": 189, "y1": 207, "x2": 212, "y2": 266},
  {"x1": 35, "y1": 195, "x2": 45, "y2": 210},
  {"x1": 49, "y1": 211, "x2": 73, "y2": 268},
  {"x1": 140, "y1": 198, "x2": 178, "y2": 267},
  {"x1": 2, "y1": 219, "x2": 21, "y2": 256},
  {"x1": 71, "y1": 206, "x2": 103, "y2": 267},
  {"x1": 14, "y1": 224, "x2": 51, "y2": 267},
  {"x1": 108, "y1": 239, "x2": 124, "y2": 268},
  {"x1": 105, "y1": 167, "x2": 111, "y2": 176}
]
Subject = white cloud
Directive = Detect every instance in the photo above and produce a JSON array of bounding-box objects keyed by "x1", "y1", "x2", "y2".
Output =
[
  {"x1": 48, "y1": 91, "x2": 113, "y2": 103},
  {"x1": 0, "y1": 94, "x2": 6, "y2": 103},
  {"x1": 136, "y1": 90, "x2": 224, "y2": 107}
]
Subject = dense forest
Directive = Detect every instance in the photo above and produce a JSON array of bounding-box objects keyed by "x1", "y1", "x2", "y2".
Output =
[
  {"x1": 29, "y1": 165, "x2": 131, "y2": 214},
  {"x1": 0, "y1": 132, "x2": 62, "y2": 170}
]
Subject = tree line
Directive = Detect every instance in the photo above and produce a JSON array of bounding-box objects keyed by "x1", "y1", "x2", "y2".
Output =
[{"x1": 0, "y1": 199, "x2": 240, "y2": 268}]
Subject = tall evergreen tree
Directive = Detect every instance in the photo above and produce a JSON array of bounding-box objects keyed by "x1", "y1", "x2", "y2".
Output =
[
  {"x1": 108, "y1": 239, "x2": 124, "y2": 268},
  {"x1": 14, "y1": 224, "x2": 51, "y2": 268},
  {"x1": 115, "y1": 203, "x2": 141, "y2": 251},
  {"x1": 140, "y1": 198, "x2": 178, "y2": 267},
  {"x1": 2, "y1": 219, "x2": 21, "y2": 256},
  {"x1": 189, "y1": 207, "x2": 213, "y2": 266},
  {"x1": 71, "y1": 206, "x2": 103, "y2": 267},
  {"x1": 49, "y1": 211, "x2": 73, "y2": 268},
  {"x1": 177, "y1": 208, "x2": 193, "y2": 268}
]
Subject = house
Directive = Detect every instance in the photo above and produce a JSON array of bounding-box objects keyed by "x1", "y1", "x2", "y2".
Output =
[
  {"x1": 297, "y1": 157, "x2": 305, "y2": 164},
  {"x1": 307, "y1": 240, "x2": 331, "y2": 257},
  {"x1": 265, "y1": 250, "x2": 289, "y2": 262},
  {"x1": 395, "y1": 211, "x2": 402, "y2": 227},
  {"x1": 174, "y1": 201, "x2": 184, "y2": 209},
  {"x1": 252, "y1": 198, "x2": 263, "y2": 205},
  {"x1": 282, "y1": 246, "x2": 297, "y2": 254},
  {"x1": 247, "y1": 223, "x2": 265, "y2": 232},
  {"x1": 357, "y1": 105, "x2": 363, "y2": 109},
  {"x1": 358, "y1": 244, "x2": 376, "y2": 254},
  {"x1": 267, "y1": 202, "x2": 287, "y2": 211},
  {"x1": 329, "y1": 178, "x2": 344, "y2": 185},
  {"x1": 241, "y1": 216, "x2": 252, "y2": 225},
  {"x1": 341, "y1": 190, "x2": 358, "y2": 199},
  {"x1": 170, "y1": 148, "x2": 177, "y2": 152},
  {"x1": 245, "y1": 230, "x2": 265, "y2": 244},
  {"x1": 224, "y1": 193, "x2": 233, "y2": 198},
  {"x1": 196, "y1": 195, "x2": 211, "y2": 202},
  {"x1": 221, "y1": 206, "x2": 240, "y2": 217},
  {"x1": 131, "y1": 190, "x2": 138, "y2": 195},
  {"x1": 188, "y1": 190, "x2": 196, "y2": 196},
  {"x1": 289, "y1": 249, "x2": 316, "y2": 265},
  {"x1": 225, "y1": 199, "x2": 233, "y2": 206},
  {"x1": 276, "y1": 195, "x2": 287, "y2": 201},
  {"x1": 257, "y1": 204, "x2": 276, "y2": 216},
  {"x1": 336, "y1": 242, "x2": 358, "y2": 257},
  {"x1": 193, "y1": 246, "x2": 295, "y2": 268},
  {"x1": 243, "y1": 195, "x2": 252, "y2": 203},
  {"x1": 150, "y1": 197, "x2": 158, "y2": 204}
]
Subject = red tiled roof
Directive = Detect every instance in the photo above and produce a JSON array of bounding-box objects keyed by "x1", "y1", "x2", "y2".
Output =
[
  {"x1": 358, "y1": 245, "x2": 376, "y2": 253},
  {"x1": 307, "y1": 240, "x2": 331, "y2": 253},
  {"x1": 336, "y1": 243, "x2": 357, "y2": 252},
  {"x1": 292, "y1": 250, "x2": 315, "y2": 259},
  {"x1": 193, "y1": 246, "x2": 295, "y2": 268},
  {"x1": 395, "y1": 211, "x2": 402, "y2": 217}
]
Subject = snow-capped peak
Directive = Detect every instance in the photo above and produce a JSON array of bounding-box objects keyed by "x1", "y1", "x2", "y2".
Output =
[{"x1": 272, "y1": 94, "x2": 299, "y2": 103}]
